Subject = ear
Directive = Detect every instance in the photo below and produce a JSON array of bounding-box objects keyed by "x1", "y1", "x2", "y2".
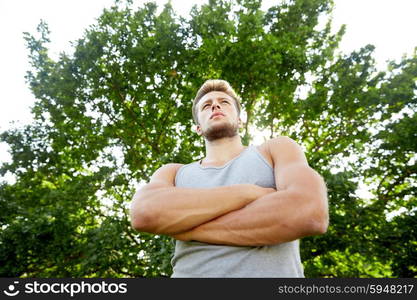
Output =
[
  {"x1": 238, "y1": 117, "x2": 244, "y2": 129},
  {"x1": 195, "y1": 124, "x2": 203, "y2": 136}
]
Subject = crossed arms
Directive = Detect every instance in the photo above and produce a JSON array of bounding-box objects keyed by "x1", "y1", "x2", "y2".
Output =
[{"x1": 130, "y1": 136, "x2": 329, "y2": 246}]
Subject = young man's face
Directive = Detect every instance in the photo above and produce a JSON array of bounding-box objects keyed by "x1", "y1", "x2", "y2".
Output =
[{"x1": 195, "y1": 91, "x2": 241, "y2": 141}]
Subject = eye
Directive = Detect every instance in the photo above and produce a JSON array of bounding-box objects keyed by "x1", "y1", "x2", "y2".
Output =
[
  {"x1": 202, "y1": 103, "x2": 210, "y2": 109},
  {"x1": 222, "y1": 100, "x2": 230, "y2": 104}
]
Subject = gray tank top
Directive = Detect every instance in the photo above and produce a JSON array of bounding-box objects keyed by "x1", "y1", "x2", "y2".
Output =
[{"x1": 171, "y1": 145, "x2": 304, "y2": 277}]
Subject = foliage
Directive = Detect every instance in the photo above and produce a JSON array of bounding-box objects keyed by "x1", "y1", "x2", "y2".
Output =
[{"x1": 1, "y1": 0, "x2": 416, "y2": 277}]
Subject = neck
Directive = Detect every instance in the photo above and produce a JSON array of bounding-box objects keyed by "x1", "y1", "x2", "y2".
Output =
[{"x1": 203, "y1": 135, "x2": 246, "y2": 164}]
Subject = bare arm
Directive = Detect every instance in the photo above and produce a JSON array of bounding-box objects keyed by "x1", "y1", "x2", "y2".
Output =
[
  {"x1": 172, "y1": 137, "x2": 329, "y2": 246},
  {"x1": 130, "y1": 163, "x2": 274, "y2": 235}
]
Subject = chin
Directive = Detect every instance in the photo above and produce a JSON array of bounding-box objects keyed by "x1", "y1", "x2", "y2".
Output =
[{"x1": 202, "y1": 123, "x2": 239, "y2": 141}]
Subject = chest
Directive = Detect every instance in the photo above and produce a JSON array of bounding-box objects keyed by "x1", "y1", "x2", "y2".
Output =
[{"x1": 176, "y1": 149, "x2": 276, "y2": 189}]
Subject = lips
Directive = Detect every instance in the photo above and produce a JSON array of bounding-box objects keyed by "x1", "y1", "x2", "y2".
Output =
[{"x1": 210, "y1": 112, "x2": 225, "y2": 119}]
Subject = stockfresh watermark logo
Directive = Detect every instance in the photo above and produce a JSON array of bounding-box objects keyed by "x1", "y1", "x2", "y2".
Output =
[
  {"x1": 3, "y1": 281, "x2": 20, "y2": 297},
  {"x1": 2, "y1": 280, "x2": 128, "y2": 297}
]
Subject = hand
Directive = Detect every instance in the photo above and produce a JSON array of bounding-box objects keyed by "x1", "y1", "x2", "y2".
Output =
[
  {"x1": 252, "y1": 185, "x2": 276, "y2": 200},
  {"x1": 172, "y1": 231, "x2": 192, "y2": 241}
]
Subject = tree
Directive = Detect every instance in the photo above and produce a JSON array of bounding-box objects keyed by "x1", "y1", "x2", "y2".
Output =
[{"x1": 1, "y1": 0, "x2": 416, "y2": 277}]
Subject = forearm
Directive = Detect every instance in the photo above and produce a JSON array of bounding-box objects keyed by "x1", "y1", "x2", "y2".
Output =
[
  {"x1": 172, "y1": 189, "x2": 328, "y2": 246},
  {"x1": 131, "y1": 184, "x2": 267, "y2": 235}
]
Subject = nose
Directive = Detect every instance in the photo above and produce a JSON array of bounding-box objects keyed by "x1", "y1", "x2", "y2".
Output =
[{"x1": 211, "y1": 102, "x2": 221, "y2": 111}]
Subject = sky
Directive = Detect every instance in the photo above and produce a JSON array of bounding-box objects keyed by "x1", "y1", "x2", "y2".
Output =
[{"x1": 0, "y1": 0, "x2": 416, "y2": 167}]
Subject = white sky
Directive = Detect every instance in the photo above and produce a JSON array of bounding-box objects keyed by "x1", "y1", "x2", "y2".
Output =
[{"x1": 0, "y1": 0, "x2": 416, "y2": 167}]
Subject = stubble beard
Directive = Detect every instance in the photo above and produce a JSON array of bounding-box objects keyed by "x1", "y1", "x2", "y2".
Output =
[{"x1": 202, "y1": 121, "x2": 239, "y2": 142}]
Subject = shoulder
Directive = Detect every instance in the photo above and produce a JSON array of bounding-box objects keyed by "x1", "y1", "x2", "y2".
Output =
[
  {"x1": 160, "y1": 163, "x2": 184, "y2": 171},
  {"x1": 258, "y1": 135, "x2": 297, "y2": 151},
  {"x1": 156, "y1": 163, "x2": 184, "y2": 174},
  {"x1": 258, "y1": 136, "x2": 307, "y2": 169},
  {"x1": 150, "y1": 163, "x2": 184, "y2": 182}
]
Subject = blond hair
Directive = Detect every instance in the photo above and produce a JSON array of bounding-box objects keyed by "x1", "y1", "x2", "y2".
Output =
[{"x1": 192, "y1": 79, "x2": 242, "y2": 124}]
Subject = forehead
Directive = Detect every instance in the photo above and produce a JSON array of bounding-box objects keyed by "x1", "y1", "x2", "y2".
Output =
[{"x1": 199, "y1": 91, "x2": 233, "y2": 105}]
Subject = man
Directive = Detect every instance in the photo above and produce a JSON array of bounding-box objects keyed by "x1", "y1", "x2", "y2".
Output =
[{"x1": 130, "y1": 79, "x2": 329, "y2": 277}]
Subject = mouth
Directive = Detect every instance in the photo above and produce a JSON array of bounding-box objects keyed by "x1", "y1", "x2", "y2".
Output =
[{"x1": 210, "y1": 112, "x2": 225, "y2": 119}]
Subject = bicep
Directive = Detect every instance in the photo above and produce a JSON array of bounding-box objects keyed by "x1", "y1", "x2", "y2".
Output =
[
  {"x1": 269, "y1": 137, "x2": 327, "y2": 217},
  {"x1": 277, "y1": 163, "x2": 327, "y2": 200},
  {"x1": 130, "y1": 163, "x2": 182, "y2": 229},
  {"x1": 268, "y1": 137, "x2": 308, "y2": 190},
  {"x1": 269, "y1": 136, "x2": 325, "y2": 196},
  {"x1": 134, "y1": 163, "x2": 183, "y2": 196}
]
